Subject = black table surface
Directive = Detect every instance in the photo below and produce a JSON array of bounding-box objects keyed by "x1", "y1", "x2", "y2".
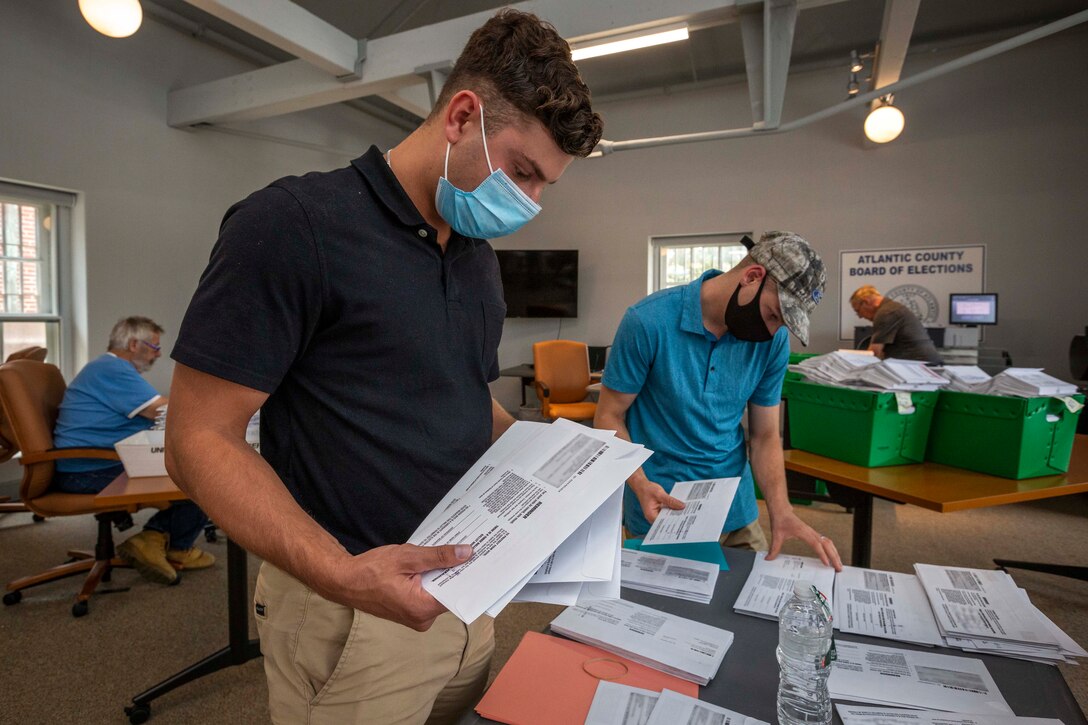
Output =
[{"x1": 460, "y1": 547, "x2": 1086, "y2": 724}]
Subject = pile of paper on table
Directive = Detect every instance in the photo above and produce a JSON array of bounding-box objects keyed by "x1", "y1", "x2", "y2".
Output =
[
  {"x1": 914, "y1": 564, "x2": 1088, "y2": 664},
  {"x1": 619, "y1": 549, "x2": 719, "y2": 604},
  {"x1": 828, "y1": 640, "x2": 1014, "y2": 716},
  {"x1": 836, "y1": 704, "x2": 1063, "y2": 725},
  {"x1": 791, "y1": 352, "x2": 949, "y2": 391},
  {"x1": 407, "y1": 418, "x2": 652, "y2": 623},
  {"x1": 587, "y1": 683, "x2": 768, "y2": 725},
  {"x1": 734, "y1": 552, "x2": 836, "y2": 620},
  {"x1": 550, "y1": 598, "x2": 734, "y2": 685},
  {"x1": 833, "y1": 565, "x2": 944, "y2": 647}
]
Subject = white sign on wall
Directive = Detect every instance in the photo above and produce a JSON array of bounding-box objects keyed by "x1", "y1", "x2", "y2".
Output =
[{"x1": 839, "y1": 245, "x2": 986, "y2": 340}]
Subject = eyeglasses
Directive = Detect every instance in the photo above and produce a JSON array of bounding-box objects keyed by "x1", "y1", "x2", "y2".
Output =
[{"x1": 140, "y1": 340, "x2": 162, "y2": 352}]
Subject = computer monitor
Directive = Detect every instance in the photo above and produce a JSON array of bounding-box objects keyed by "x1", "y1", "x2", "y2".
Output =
[{"x1": 949, "y1": 293, "x2": 998, "y2": 326}]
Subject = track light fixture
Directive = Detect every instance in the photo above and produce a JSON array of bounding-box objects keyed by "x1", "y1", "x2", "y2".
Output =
[
  {"x1": 79, "y1": 0, "x2": 143, "y2": 38},
  {"x1": 850, "y1": 50, "x2": 864, "y2": 74},
  {"x1": 864, "y1": 95, "x2": 906, "y2": 144}
]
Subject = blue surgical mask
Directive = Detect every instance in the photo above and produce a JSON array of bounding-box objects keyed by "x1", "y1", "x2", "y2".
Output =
[{"x1": 435, "y1": 103, "x2": 541, "y2": 239}]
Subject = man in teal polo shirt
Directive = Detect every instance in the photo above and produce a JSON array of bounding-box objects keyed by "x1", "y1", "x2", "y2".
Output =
[{"x1": 595, "y1": 232, "x2": 842, "y2": 569}]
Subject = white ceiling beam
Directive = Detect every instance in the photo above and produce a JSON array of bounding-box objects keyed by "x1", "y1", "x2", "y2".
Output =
[
  {"x1": 170, "y1": 0, "x2": 849, "y2": 128},
  {"x1": 169, "y1": 0, "x2": 801, "y2": 127},
  {"x1": 182, "y1": 0, "x2": 362, "y2": 78},
  {"x1": 869, "y1": 0, "x2": 921, "y2": 108},
  {"x1": 739, "y1": 0, "x2": 797, "y2": 129},
  {"x1": 378, "y1": 83, "x2": 434, "y2": 120},
  {"x1": 763, "y1": 0, "x2": 798, "y2": 128}
]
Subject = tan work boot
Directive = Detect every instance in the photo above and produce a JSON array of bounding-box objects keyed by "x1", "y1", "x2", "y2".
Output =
[
  {"x1": 118, "y1": 530, "x2": 177, "y2": 584},
  {"x1": 166, "y1": 547, "x2": 216, "y2": 570}
]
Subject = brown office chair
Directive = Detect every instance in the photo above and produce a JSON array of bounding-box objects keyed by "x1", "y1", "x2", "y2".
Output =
[
  {"x1": 0, "y1": 347, "x2": 49, "y2": 515},
  {"x1": 532, "y1": 340, "x2": 598, "y2": 422},
  {"x1": 0, "y1": 359, "x2": 153, "y2": 617}
]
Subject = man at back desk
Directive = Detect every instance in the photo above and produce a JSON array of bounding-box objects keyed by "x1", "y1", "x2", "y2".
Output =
[
  {"x1": 850, "y1": 285, "x2": 941, "y2": 363},
  {"x1": 52, "y1": 316, "x2": 213, "y2": 584}
]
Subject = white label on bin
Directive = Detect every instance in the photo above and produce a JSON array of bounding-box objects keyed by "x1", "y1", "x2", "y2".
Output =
[
  {"x1": 894, "y1": 392, "x2": 915, "y2": 415},
  {"x1": 1058, "y1": 396, "x2": 1084, "y2": 414}
]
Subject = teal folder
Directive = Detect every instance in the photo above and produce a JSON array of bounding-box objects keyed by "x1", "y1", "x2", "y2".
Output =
[{"x1": 623, "y1": 538, "x2": 729, "y2": 571}]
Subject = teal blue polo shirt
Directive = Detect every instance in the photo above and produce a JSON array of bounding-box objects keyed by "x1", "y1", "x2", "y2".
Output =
[{"x1": 603, "y1": 269, "x2": 789, "y2": 536}]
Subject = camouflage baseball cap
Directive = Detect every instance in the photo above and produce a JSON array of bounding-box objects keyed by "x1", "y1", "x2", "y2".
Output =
[{"x1": 749, "y1": 231, "x2": 826, "y2": 346}]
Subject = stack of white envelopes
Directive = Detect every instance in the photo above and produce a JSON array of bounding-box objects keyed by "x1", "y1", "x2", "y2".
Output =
[
  {"x1": 587, "y1": 683, "x2": 767, "y2": 725},
  {"x1": 792, "y1": 352, "x2": 949, "y2": 391},
  {"x1": 833, "y1": 565, "x2": 944, "y2": 647},
  {"x1": 408, "y1": 418, "x2": 651, "y2": 623},
  {"x1": 914, "y1": 564, "x2": 1087, "y2": 664},
  {"x1": 550, "y1": 598, "x2": 734, "y2": 685},
  {"x1": 734, "y1": 552, "x2": 836, "y2": 620},
  {"x1": 619, "y1": 549, "x2": 719, "y2": 604}
]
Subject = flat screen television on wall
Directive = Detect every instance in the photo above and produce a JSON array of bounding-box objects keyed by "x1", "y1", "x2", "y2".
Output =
[{"x1": 495, "y1": 249, "x2": 578, "y2": 318}]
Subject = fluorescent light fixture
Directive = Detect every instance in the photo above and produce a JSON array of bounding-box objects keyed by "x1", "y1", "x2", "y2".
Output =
[
  {"x1": 79, "y1": 0, "x2": 143, "y2": 38},
  {"x1": 571, "y1": 26, "x2": 689, "y2": 61}
]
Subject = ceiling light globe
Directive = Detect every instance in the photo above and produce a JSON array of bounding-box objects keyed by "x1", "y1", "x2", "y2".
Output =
[
  {"x1": 79, "y1": 0, "x2": 143, "y2": 38},
  {"x1": 864, "y1": 104, "x2": 905, "y2": 144}
]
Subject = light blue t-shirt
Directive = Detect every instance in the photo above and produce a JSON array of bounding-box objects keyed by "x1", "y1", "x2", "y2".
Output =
[
  {"x1": 53, "y1": 354, "x2": 159, "y2": 473},
  {"x1": 603, "y1": 269, "x2": 789, "y2": 536}
]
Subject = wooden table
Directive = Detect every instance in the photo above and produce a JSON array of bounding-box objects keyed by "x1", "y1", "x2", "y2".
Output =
[
  {"x1": 96, "y1": 474, "x2": 260, "y2": 724},
  {"x1": 783, "y1": 435, "x2": 1088, "y2": 567}
]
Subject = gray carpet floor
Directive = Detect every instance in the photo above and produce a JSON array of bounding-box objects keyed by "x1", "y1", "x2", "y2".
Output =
[{"x1": 1, "y1": 492, "x2": 1085, "y2": 724}]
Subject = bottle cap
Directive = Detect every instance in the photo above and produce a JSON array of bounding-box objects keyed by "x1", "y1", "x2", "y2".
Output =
[{"x1": 793, "y1": 580, "x2": 816, "y2": 597}]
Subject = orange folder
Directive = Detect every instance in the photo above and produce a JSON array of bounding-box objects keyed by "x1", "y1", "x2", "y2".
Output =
[{"x1": 475, "y1": 631, "x2": 699, "y2": 724}]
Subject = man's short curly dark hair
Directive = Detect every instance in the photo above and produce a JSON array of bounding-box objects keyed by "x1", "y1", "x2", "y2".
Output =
[{"x1": 429, "y1": 9, "x2": 603, "y2": 157}]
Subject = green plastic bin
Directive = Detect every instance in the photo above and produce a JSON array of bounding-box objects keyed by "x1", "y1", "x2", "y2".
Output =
[
  {"x1": 927, "y1": 391, "x2": 1084, "y2": 479},
  {"x1": 783, "y1": 380, "x2": 939, "y2": 467}
]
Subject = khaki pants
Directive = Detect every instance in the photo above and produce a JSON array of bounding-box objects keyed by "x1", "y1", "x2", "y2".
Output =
[
  {"x1": 719, "y1": 519, "x2": 768, "y2": 551},
  {"x1": 254, "y1": 562, "x2": 494, "y2": 725}
]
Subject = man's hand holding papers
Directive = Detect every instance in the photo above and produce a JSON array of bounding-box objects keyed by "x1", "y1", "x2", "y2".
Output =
[{"x1": 408, "y1": 418, "x2": 652, "y2": 623}]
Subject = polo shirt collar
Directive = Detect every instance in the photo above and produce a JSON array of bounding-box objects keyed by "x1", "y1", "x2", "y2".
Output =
[
  {"x1": 680, "y1": 269, "x2": 724, "y2": 336},
  {"x1": 351, "y1": 146, "x2": 485, "y2": 255}
]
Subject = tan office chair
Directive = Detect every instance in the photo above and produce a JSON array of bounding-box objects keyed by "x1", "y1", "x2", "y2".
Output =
[
  {"x1": 0, "y1": 347, "x2": 49, "y2": 515},
  {"x1": 532, "y1": 340, "x2": 598, "y2": 422},
  {"x1": 0, "y1": 359, "x2": 155, "y2": 617}
]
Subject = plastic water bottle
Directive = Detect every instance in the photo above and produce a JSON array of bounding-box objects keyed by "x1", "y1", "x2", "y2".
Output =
[{"x1": 777, "y1": 580, "x2": 834, "y2": 725}]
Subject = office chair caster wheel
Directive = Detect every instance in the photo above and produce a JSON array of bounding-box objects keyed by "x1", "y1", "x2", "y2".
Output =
[
  {"x1": 32, "y1": 514, "x2": 44, "y2": 523},
  {"x1": 71, "y1": 600, "x2": 89, "y2": 618},
  {"x1": 3, "y1": 591, "x2": 21, "y2": 605},
  {"x1": 126, "y1": 703, "x2": 151, "y2": 724}
]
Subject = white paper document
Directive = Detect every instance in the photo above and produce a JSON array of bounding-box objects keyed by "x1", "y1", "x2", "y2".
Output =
[
  {"x1": 913, "y1": 564, "x2": 1059, "y2": 648},
  {"x1": 828, "y1": 641, "x2": 1013, "y2": 715},
  {"x1": 408, "y1": 418, "x2": 651, "y2": 622},
  {"x1": 644, "y1": 689, "x2": 768, "y2": 725},
  {"x1": 620, "y1": 549, "x2": 719, "y2": 604},
  {"x1": 642, "y1": 478, "x2": 740, "y2": 546},
  {"x1": 835, "y1": 704, "x2": 1063, "y2": 725},
  {"x1": 585, "y1": 682, "x2": 660, "y2": 725},
  {"x1": 834, "y1": 566, "x2": 943, "y2": 646},
  {"x1": 550, "y1": 598, "x2": 734, "y2": 685},
  {"x1": 734, "y1": 552, "x2": 836, "y2": 620}
]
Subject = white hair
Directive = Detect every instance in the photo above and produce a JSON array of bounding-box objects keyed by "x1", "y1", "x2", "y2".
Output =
[{"x1": 108, "y1": 316, "x2": 164, "y2": 351}]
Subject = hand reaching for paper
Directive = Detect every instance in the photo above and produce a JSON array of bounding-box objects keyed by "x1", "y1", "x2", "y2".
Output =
[
  {"x1": 325, "y1": 543, "x2": 474, "y2": 631},
  {"x1": 766, "y1": 510, "x2": 842, "y2": 571},
  {"x1": 632, "y1": 479, "x2": 686, "y2": 524}
]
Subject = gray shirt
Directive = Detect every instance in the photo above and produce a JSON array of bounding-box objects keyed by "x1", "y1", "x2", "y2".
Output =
[{"x1": 871, "y1": 298, "x2": 942, "y2": 363}]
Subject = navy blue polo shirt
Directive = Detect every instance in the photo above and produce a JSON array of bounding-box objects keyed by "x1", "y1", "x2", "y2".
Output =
[
  {"x1": 603, "y1": 270, "x2": 789, "y2": 536},
  {"x1": 173, "y1": 147, "x2": 506, "y2": 555}
]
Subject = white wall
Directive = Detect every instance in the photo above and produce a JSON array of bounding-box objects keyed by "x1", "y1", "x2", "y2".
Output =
[
  {"x1": 0, "y1": 0, "x2": 403, "y2": 482},
  {"x1": 490, "y1": 27, "x2": 1088, "y2": 411}
]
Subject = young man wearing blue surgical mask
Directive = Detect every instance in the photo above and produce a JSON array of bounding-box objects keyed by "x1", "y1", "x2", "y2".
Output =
[
  {"x1": 165, "y1": 10, "x2": 602, "y2": 724},
  {"x1": 595, "y1": 233, "x2": 844, "y2": 572}
]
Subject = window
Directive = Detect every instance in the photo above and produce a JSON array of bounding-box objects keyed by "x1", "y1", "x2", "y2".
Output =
[
  {"x1": 650, "y1": 232, "x2": 751, "y2": 292},
  {"x1": 0, "y1": 181, "x2": 75, "y2": 370}
]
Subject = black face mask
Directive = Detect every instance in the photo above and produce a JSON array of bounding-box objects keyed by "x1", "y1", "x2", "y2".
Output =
[{"x1": 724, "y1": 274, "x2": 773, "y2": 342}]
